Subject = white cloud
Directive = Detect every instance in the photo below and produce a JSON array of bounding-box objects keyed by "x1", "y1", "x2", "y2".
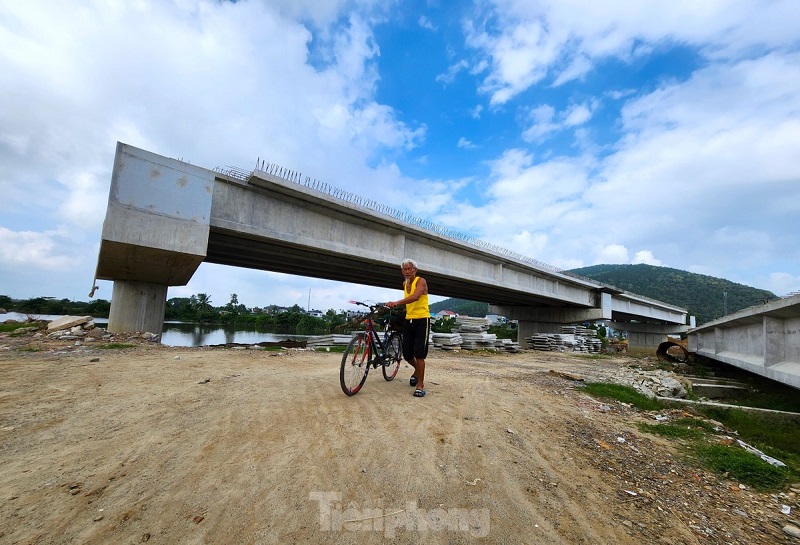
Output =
[
  {"x1": 436, "y1": 59, "x2": 470, "y2": 85},
  {"x1": 521, "y1": 102, "x2": 595, "y2": 142},
  {"x1": 466, "y1": 0, "x2": 800, "y2": 103},
  {"x1": 457, "y1": 137, "x2": 476, "y2": 149},
  {"x1": 764, "y1": 273, "x2": 800, "y2": 297},
  {"x1": 418, "y1": 15, "x2": 437, "y2": 31},
  {"x1": 521, "y1": 105, "x2": 558, "y2": 141},
  {"x1": 632, "y1": 251, "x2": 662, "y2": 266},
  {"x1": 563, "y1": 102, "x2": 594, "y2": 127},
  {"x1": 0, "y1": 226, "x2": 80, "y2": 270},
  {"x1": 594, "y1": 244, "x2": 629, "y2": 264}
]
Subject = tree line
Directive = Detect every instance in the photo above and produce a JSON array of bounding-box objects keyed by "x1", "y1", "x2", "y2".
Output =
[
  {"x1": 0, "y1": 295, "x2": 112, "y2": 317},
  {"x1": 1, "y1": 293, "x2": 515, "y2": 339}
]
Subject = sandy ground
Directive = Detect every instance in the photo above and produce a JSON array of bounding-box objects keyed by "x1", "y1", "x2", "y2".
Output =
[{"x1": 0, "y1": 339, "x2": 796, "y2": 544}]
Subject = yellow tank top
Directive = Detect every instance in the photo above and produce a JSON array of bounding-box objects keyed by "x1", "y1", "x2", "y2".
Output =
[{"x1": 403, "y1": 277, "x2": 430, "y2": 319}]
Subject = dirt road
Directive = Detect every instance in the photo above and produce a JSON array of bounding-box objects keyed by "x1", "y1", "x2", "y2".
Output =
[{"x1": 0, "y1": 342, "x2": 794, "y2": 544}]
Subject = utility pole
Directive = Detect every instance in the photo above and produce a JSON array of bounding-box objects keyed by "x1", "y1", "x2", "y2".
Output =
[
  {"x1": 308, "y1": 289, "x2": 311, "y2": 312},
  {"x1": 723, "y1": 291, "x2": 728, "y2": 316}
]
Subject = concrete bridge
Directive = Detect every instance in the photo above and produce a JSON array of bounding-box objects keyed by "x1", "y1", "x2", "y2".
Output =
[
  {"x1": 94, "y1": 143, "x2": 691, "y2": 349},
  {"x1": 688, "y1": 294, "x2": 800, "y2": 390}
]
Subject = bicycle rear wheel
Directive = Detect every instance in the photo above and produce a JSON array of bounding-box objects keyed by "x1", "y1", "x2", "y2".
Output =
[
  {"x1": 382, "y1": 331, "x2": 402, "y2": 381},
  {"x1": 340, "y1": 333, "x2": 370, "y2": 395}
]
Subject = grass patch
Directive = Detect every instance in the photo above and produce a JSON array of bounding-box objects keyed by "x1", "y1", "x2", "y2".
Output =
[
  {"x1": 95, "y1": 343, "x2": 136, "y2": 350},
  {"x1": 585, "y1": 382, "x2": 800, "y2": 490},
  {"x1": 638, "y1": 417, "x2": 716, "y2": 440},
  {"x1": 634, "y1": 407, "x2": 800, "y2": 491},
  {"x1": 1, "y1": 323, "x2": 39, "y2": 333},
  {"x1": 314, "y1": 346, "x2": 347, "y2": 353},
  {"x1": 693, "y1": 443, "x2": 790, "y2": 490},
  {"x1": 582, "y1": 382, "x2": 663, "y2": 411},
  {"x1": 694, "y1": 406, "x2": 800, "y2": 458}
]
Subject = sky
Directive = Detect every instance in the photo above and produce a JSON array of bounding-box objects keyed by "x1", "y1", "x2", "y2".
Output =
[{"x1": 1, "y1": 0, "x2": 799, "y2": 313}]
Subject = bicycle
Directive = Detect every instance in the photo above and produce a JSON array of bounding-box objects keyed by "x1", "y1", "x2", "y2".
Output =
[{"x1": 339, "y1": 301, "x2": 404, "y2": 396}]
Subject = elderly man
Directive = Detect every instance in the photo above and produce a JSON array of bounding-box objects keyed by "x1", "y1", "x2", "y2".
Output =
[{"x1": 387, "y1": 258, "x2": 430, "y2": 397}]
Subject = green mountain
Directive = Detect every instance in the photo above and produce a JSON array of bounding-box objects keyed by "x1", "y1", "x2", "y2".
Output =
[
  {"x1": 430, "y1": 264, "x2": 778, "y2": 325},
  {"x1": 568, "y1": 264, "x2": 777, "y2": 324},
  {"x1": 429, "y1": 298, "x2": 489, "y2": 317}
]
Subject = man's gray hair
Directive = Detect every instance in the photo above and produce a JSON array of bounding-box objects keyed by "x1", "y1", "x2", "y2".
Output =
[{"x1": 401, "y1": 258, "x2": 418, "y2": 269}]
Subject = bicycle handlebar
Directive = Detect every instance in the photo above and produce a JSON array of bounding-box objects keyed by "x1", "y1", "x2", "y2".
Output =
[{"x1": 348, "y1": 300, "x2": 390, "y2": 313}]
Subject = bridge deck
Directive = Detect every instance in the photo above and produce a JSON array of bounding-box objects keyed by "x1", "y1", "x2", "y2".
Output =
[{"x1": 688, "y1": 294, "x2": 800, "y2": 390}]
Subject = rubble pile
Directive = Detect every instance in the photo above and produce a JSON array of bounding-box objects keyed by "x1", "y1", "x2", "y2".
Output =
[
  {"x1": 44, "y1": 315, "x2": 160, "y2": 344},
  {"x1": 527, "y1": 325, "x2": 602, "y2": 353},
  {"x1": 609, "y1": 367, "x2": 690, "y2": 399},
  {"x1": 565, "y1": 363, "x2": 692, "y2": 399}
]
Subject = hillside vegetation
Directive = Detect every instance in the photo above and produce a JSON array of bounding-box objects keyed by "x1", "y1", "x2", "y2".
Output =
[
  {"x1": 570, "y1": 264, "x2": 777, "y2": 324},
  {"x1": 431, "y1": 264, "x2": 778, "y2": 325}
]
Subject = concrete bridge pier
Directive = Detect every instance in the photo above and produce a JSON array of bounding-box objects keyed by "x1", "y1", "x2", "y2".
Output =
[
  {"x1": 605, "y1": 321, "x2": 691, "y2": 352},
  {"x1": 108, "y1": 280, "x2": 168, "y2": 334},
  {"x1": 493, "y1": 298, "x2": 690, "y2": 352},
  {"x1": 94, "y1": 143, "x2": 214, "y2": 335},
  {"x1": 491, "y1": 304, "x2": 606, "y2": 348}
]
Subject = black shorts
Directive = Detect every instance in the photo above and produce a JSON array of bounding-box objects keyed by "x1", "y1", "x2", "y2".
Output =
[{"x1": 402, "y1": 317, "x2": 430, "y2": 361}]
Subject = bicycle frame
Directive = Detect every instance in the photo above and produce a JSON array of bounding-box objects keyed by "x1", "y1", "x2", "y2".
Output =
[
  {"x1": 340, "y1": 301, "x2": 403, "y2": 396},
  {"x1": 353, "y1": 312, "x2": 390, "y2": 367}
]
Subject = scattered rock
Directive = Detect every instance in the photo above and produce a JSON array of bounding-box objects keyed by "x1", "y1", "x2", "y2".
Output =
[
  {"x1": 783, "y1": 524, "x2": 800, "y2": 538},
  {"x1": 47, "y1": 316, "x2": 93, "y2": 333},
  {"x1": 548, "y1": 370, "x2": 584, "y2": 381}
]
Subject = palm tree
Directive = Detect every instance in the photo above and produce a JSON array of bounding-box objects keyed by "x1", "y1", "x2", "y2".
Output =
[{"x1": 195, "y1": 293, "x2": 212, "y2": 311}]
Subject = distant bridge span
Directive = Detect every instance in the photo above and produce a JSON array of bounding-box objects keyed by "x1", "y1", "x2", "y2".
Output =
[
  {"x1": 95, "y1": 143, "x2": 691, "y2": 349},
  {"x1": 688, "y1": 295, "x2": 800, "y2": 390}
]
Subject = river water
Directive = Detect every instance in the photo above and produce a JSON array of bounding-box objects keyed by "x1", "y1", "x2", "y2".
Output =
[{"x1": 1, "y1": 312, "x2": 307, "y2": 347}]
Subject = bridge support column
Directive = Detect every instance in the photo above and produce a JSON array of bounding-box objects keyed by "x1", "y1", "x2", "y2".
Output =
[
  {"x1": 606, "y1": 321, "x2": 690, "y2": 352},
  {"x1": 491, "y1": 304, "x2": 607, "y2": 349},
  {"x1": 516, "y1": 321, "x2": 561, "y2": 343},
  {"x1": 94, "y1": 143, "x2": 214, "y2": 336},
  {"x1": 108, "y1": 280, "x2": 168, "y2": 334}
]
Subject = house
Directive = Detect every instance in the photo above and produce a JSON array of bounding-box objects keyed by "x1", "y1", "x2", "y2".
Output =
[{"x1": 434, "y1": 310, "x2": 457, "y2": 320}]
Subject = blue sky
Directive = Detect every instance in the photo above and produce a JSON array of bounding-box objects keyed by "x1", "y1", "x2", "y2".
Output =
[{"x1": 1, "y1": 0, "x2": 799, "y2": 313}]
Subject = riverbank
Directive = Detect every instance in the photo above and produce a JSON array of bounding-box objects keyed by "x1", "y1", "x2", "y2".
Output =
[{"x1": 1, "y1": 332, "x2": 798, "y2": 543}]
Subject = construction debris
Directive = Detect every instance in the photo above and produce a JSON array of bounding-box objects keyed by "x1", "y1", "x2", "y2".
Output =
[
  {"x1": 432, "y1": 316, "x2": 521, "y2": 352},
  {"x1": 526, "y1": 325, "x2": 602, "y2": 353}
]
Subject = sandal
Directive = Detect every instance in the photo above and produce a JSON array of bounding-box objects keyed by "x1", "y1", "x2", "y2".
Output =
[
  {"x1": 410, "y1": 376, "x2": 418, "y2": 387},
  {"x1": 413, "y1": 389, "x2": 426, "y2": 397}
]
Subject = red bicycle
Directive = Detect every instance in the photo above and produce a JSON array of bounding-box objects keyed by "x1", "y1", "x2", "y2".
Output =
[{"x1": 339, "y1": 301, "x2": 404, "y2": 396}]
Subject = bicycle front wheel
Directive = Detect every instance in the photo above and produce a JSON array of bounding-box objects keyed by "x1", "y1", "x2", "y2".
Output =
[
  {"x1": 382, "y1": 331, "x2": 402, "y2": 381},
  {"x1": 340, "y1": 333, "x2": 370, "y2": 395}
]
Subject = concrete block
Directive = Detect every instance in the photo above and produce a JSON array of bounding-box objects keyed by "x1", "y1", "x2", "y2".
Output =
[{"x1": 47, "y1": 316, "x2": 93, "y2": 332}]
